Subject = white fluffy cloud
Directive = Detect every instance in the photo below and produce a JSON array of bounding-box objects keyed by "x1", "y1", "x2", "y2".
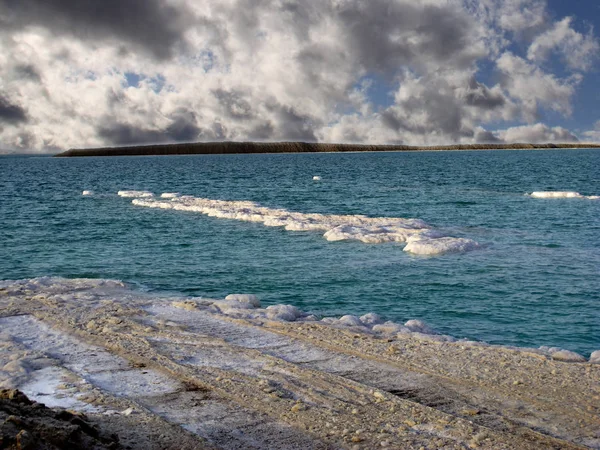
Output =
[
  {"x1": 493, "y1": 123, "x2": 578, "y2": 143},
  {"x1": 0, "y1": 0, "x2": 597, "y2": 152},
  {"x1": 528, "y1": 17, "x2": 599, "y2": 70},
  {"x1": 582, "y1": 121, "x2": 600, "y2": 143}
]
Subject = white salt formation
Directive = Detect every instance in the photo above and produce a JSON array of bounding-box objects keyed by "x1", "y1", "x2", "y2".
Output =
[
  {"x1": 529, "y1": 191, "x2": 599, "y2": 200},
  {"x1": 117, "y1": 190, "x2": 154, "y2": 198},
  {"x1": 313, "y1": 176, "x2": 322, "y2": 181},
  {"x1": 128, "y1": 192, "x2": 480, "y2": 255},
  {"x1": 82, "y1": 190, "x2": 94, "y2": 196}
]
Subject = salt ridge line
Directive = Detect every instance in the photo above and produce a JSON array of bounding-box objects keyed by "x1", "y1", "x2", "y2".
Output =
[
  {"x1": 529, "y1": 191, "x2": 600, "y2": 200},
  {"x1": 119, "y1": 191, "x2": 480, "y2": 255},
  {"x1": 2, "y1": 277, "x2": 598, "y2": 363}
]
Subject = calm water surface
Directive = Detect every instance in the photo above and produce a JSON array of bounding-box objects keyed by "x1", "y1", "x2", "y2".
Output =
[{"x1": 1, "y1": 150, "x2": 598, "y2": 355}]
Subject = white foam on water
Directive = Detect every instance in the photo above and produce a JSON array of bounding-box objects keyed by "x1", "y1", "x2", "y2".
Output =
[
  {"x1": 529, "y1": 191, "x2": 599, "y2": 200},
  {"x1": 118, "y1": 190, "x2": 154, "y2": 198},
  {"x1": 127, "y1": 192, "x2": 479, "y2": 255}
]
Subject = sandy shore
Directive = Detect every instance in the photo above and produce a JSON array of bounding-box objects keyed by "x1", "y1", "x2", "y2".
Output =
[{"x1": 1, "y1": 278, "x2": 598, "y2": 449}]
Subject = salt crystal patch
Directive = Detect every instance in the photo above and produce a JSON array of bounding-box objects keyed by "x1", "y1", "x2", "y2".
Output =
[
  {"x1": 529, "y1": 191, "x2": 599, "y2": 200},
  {"x1": 338, "y1": 315, "x2": 363, "y2": 327},
  {"x1": 530, "y1": 191, "x2": 583, "y2": 199},
  {"x1": 129, "y1": 194, "x2": 480, "y2": 255},
  {"x1": 589, "y1": 350, "x2": 600, "y2": 364},
  {"x1": 320, "y1": 317, "x2": 338, "y2": 325},
  {"x1": 373, "y1": 322, "x2": 408, "y2": 334},
  {"x1": 82, "y1": 190, "x2": 94, "y2": 196},
  {"x1": 118, "y1": 190, "x2": 154, "y2": 198},
  {"x1": 212, "y1": 300, "x2": 256, "y2": 312},
  {"x1": 266, "y1": 305, "x2": 302, "y2": 322},
  {"x1": 313, "y1": 176, "x2": 322, "y2": 181},
  {"x1": 224, "y1": 294, "x2": 261, "y2": 308},
  {"x1": 404, "y1": 319, "x2": 436, "y2": 334},
  {"x1": 404, "y1": 236, "x2": 480, "y2": 255},
  {"x1": 360, "y1": 313, "x2": 383, "y2": 325},
  {"x1": 550, "y1": 350, "x2": 586, "y2": 363},
  {"x1": 161, "y1": 192, "x2": 180, "y2": 198}
]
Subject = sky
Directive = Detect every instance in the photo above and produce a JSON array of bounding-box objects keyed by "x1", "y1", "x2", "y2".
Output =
[{"x1": 0, "y1": 0, "x2": 599, "y2": 153}]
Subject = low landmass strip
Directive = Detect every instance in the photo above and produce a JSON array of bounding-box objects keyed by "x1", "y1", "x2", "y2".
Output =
[{"x1": 54, "y1": 141, "x2": 600, "y2": 157}]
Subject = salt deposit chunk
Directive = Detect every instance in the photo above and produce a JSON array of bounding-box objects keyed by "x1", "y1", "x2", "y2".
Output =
[
  {"x1": 550, "y1": 350, "x2": 586, "y2": 363},
  {"x1": 118, "y1": 190, "x2": 154, "y2": 198},
  {"x1": 266, "y1": 305, "x2": 302, "y2": 321},
  {"x1": 404, "y1": 236, "x2": 480, "y2": 255},
  {"x1": 589, "y1": 350, "x2": 600, "y2": 364},
  {"x1": 313, "y1": 176, "x2": 321, "y2": 181},
  {"x1": 212, "y1": 300, "x2": 256, "y2": 312},
  {"x1": 129, "y1": 193, "x2": 479, "y2": 257},
  {"x1": 338, "y1": 315, "x2": 363, "y2": 327},
  {"x1": 530, "y1": 191, "x2": 583, "y2": 199},
  {"x1": 404, "y1": 319, "x2": 435, "y2": 334},
  {"x1": 373, "y1": 322, "x2": 407, "y2": 334},
  {"x1": 320, "y1": 317, "x2": 338, "y2": 325},
  {"x1": 225, "y1": 294, "x2": 261, "y2": 308},
  {"x1": 360, "y1": 313, "x2": 383, "y2": 326},
  {"x1": 82, "y1": 190, "x2": 94, "y2": 196}
]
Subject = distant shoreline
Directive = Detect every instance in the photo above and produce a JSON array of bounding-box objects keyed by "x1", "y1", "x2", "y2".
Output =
[{"x1": 54, "y1": 141, "x2": 600, "y2": 157}]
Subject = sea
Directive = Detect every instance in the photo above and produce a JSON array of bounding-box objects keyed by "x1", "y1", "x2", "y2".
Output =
[{"x1": 1, "y1": 149, "x2": 598, "y2": 356}]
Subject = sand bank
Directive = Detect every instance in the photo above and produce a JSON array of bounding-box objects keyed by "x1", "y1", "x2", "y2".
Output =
[{"x1": 1, "y1": 278, "x2": 598, "y2": 449}]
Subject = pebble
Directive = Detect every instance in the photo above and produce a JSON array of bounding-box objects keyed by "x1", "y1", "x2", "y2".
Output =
[
  {"x1": 373, "y1": 391, "x2": 386, "y2": 401},
  {"x1": 290, "y1": 403, "x2": 306, "y2": 413},
  {"x1": 121, "y1": 407, "x2": 135, "y2": 416}
]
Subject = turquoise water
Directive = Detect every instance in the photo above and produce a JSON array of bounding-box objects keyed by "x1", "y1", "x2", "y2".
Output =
[{"x1": 1, "y1": 150, "x2": 599, "y2": 355}]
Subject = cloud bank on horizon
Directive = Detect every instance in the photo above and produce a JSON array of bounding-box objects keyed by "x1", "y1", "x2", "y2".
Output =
[{"x1": 0, "y1": 0, "x2": 598, "y2": 153}]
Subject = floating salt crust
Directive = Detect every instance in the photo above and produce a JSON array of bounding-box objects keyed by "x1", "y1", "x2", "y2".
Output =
[{"x1": 127, "y1": 192, "x2": 480, "y2": 256}]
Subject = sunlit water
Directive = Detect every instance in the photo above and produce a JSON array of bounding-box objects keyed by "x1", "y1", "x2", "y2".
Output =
[{"x1": 1, "y1": 150, "x2": 598, "y2": 355}]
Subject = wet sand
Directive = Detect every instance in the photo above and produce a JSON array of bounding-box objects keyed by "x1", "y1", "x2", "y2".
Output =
[{"x1": 1, "y1": 279, "x2": 598, "y2": 449}]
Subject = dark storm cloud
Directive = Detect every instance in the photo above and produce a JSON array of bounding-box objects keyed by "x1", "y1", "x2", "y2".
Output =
[
  {"x1": 381, "y1": 90, "x2": 464, "y2": 139},
  {"x1": 272, "y1": 105, "x2": 318, "y2": 142},
  {"x1": 0, "y1": 95, "x2": 27, "y2": 124},
  {"x1": 464, "y1": 78, "x2": 506, "y2": 110},
  {"x1": 336, "y1": 1, "x2": 477, "y2": 73},
  {"x1": 13, "y1": 65, "x2": 41, "y2": 82},
  {"x1": 475, "y1": 129, "x2": 503, "y2": 144},
  {"x1": 212, "y1": 89, "x2": 254, "y2": 120},
  {"x1": 97, "y1": 124, "x2": 166, "y2": 146},
  {"x1": 247, "y1": 121, "x2": 275, "y2": 140},
  {"x1": 98, "y1": 110, "x2": 201, "y2": 146},
  {"x1": 165, "y1": 109, "x2": 201, "y2": 142},
  {"x1": 0, "y1": 0, "x2": 193, "y2": 59}
]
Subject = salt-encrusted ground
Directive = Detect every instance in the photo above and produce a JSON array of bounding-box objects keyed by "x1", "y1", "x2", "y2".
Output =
[{"x1": 1, "y1": 278, "x2": 598, "y2": 449}]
